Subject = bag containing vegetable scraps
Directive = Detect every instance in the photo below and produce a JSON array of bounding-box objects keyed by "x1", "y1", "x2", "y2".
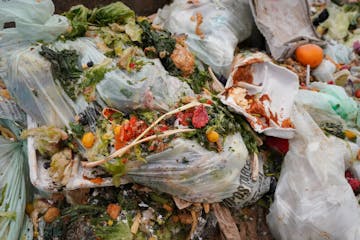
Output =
[
  {"x1": 124, "y1": 131, "x2": 271, "y2": 205},
  {"x1": 0, "y1": 119, "x2": 33, "y2": 240},
  {"x1": 267, "y1": 106, "x2": 360, "y2": 240},
  {"x1": 126, "y1": 133, "x2": 250, "y2": 203},
  {"x1": 96, "y1": 58, "x2": 195, "y2": 112},
  {"x1": 2, "y1": 37, "x2": 108, "y2": 128},
  {"x1": 154, "y1": 0, "x2": 253, "y2": 77},
  {"x1": 3, "y1": 46, "x2": 77, "y2": 127}
]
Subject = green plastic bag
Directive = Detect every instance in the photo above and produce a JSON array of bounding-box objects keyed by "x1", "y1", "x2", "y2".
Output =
[
  {"x1": 296, "y1": 82, "x2": 360, "y2": 128},
  {"x1": 0, "y1": 119, "x2": 33, "y2": 240}
]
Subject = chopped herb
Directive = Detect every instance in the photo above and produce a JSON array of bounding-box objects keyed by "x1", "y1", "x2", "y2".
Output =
[
  {"x1": 319, "y1": 122, "x2": 345, "y2": 139},
  {"x1": 180, "y1": 67, "x2": 212, "y2": 94},
  {"x1": 137, "y1": 110, "x2": 158, "y2": 124},
  {"x1": 69, "y1": 122, "x2": 85, "y2": 138}
]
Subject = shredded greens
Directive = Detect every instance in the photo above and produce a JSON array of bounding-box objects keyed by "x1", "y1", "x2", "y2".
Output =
[{"x1": 39, "y1": 46, "x2": 82, "y2": 100}]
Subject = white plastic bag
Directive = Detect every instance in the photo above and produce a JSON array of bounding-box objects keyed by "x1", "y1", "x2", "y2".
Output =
[
  {"x1": 223, "y1": 154, "x2": 271, "y2": 208},
  {"x1": 127, "y1": 133, "x2": 249, "y2": 203},
  {"x1": 311, "y1": 59, "x2": 337, "y2": 82},
  {"x1": 0, "y1": 0, "x2": 68, "y2": 43},
  {"x1": 154, "y1": 0, "x2": 253, "y2": 76},
  {"x1": 267, "y1": 106, "x2": 360, "y2": 240},
  {"x1": 97, "y1": 58, "x2": 194, "y2": 112}
]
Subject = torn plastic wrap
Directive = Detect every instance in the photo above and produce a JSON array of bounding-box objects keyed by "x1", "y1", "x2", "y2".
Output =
[
  {"x1": 220, "y1": 52, "x2": 299, "y2": 139},
  {"x1": 250, "y1": 0, "x2": 323, "y2": 60},
  {"x1": 154, "y1": 0, "x2": 253, "y2": 76},
  {"x1": 267, "y1": 106, "x2": 360, "y2": 240},
  {"x1": 126, "y1": 133, "x2": 249, "y2": 203},
  {"x1": 97, "y1": 58, "x2": 195, "y2": 112}
]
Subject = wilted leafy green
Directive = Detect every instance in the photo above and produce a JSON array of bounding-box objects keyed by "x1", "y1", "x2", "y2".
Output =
[
  {"x1": 63, "y1": 5, "x2": 90, "y2": 39},
  {"x1": 89, "y1": 2, "x2": 135, "y2": 26},
  {"x1": 80, "y1": 61, "x2": 112, "y2": 91},
  {"x1": 124, "y1": 21, "x2": 143, "y2": 42},
  {"x1": 63, "y1": 2, "x2": 140, "y2": 41}
]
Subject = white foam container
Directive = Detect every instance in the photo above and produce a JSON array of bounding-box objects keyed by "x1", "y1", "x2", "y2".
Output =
[{"x1": 220, "y1": 52, "x2": 299, "y2": 139}]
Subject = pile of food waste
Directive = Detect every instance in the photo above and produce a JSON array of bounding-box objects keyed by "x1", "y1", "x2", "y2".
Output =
[{"x1": 0, "y1": 0, "x2": 360, "y2": 239}]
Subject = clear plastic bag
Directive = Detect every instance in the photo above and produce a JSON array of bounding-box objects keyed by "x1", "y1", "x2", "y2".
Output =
[
  {"x1": 96, "y1": 58, "x2": 195, "y2": 112},
  {"x1": 267, "y1": 106, "x2": 360, "y2": 240},
  {"x1": 127, "y1": 133, "x2": 249, "y2": 203},
  {"x1": 2, "y1": 38, "x2": 107, "y2": 127},
  {"x1": 154, "y1": 0, "x2": 253, "y2": 76},
  {"x1": 0, "y1": 0, "x2": 78, "y2": 127},
  {"x1": 4, "y1": 46, "x2": 76, "y2": 127}
]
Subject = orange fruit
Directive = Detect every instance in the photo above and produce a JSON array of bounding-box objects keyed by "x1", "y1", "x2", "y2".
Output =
[
  {"x1": 82, "y1": 132, "x2": 95, "y2": 148},
  {"x1": 206, "y1": 130, "x2": 219, "y2": 143},
  {"x1": 295, "y1": 44, "x2": 323, "y2": 68}
]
